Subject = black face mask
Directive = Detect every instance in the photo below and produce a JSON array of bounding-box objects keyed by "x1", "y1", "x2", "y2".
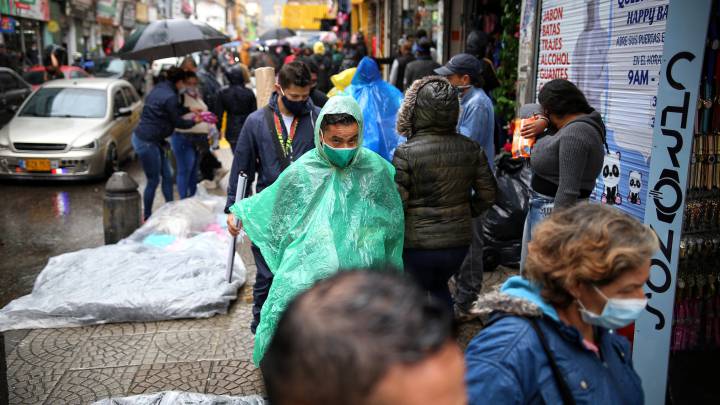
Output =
[{"x1": 281, "y1": 89, "x2": 308, "y2": 116}]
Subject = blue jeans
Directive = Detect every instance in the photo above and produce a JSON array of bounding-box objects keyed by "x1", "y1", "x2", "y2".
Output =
[
  {"x1": 132, "y1": 134, "x2": 174, "y2": 220},
  {"x1": 520, "y1": 190, "x2": 555, "y2": 272},
  {"x1": 170, "y1": 132, "x2": 199, "y2": 199}
]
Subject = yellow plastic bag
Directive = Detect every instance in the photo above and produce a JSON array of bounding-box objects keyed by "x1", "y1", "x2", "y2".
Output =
[{"x1": 327, "y1": 67, "x2": 357, "y2": 97}]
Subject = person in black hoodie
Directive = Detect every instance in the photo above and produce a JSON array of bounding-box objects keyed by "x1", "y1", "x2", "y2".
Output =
[
  {"x1": 389, "y1": 42, "x2": 415, "y2": 92},
  {"x1": 403, "y1": 38, "x2": 440, "y2": 89},
  {"x1": 217, "y1": 65, "x2": 257, "y2": 152},
  {"x1": 465, "y1": 30, "x2": 500, "y2": 94},
  {"x1": 304, "y1": 59, "x2": 329, "y2": 108}
]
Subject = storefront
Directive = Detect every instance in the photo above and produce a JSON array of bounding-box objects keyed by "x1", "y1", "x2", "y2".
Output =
[
  {"x1": 388, "y1": 0, "x2": 444, "y2": 62},
  {"x1": 96, "y1": 0, "x2": 116, "y2": 54},
  {"x1": 0, "y1": 0, "x2": 49, "y2": 65},
  {"x1": 518, "y1": 0, "x2": 715, "y2": 403},
  {"x1": 67, "y1": 0, "x2": 95, "y2": 58}
]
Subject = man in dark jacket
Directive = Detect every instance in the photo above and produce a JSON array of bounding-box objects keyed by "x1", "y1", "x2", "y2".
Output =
[
  {"x1": 217, "y1": 65, "x2": 257, "y2": 152},
  {"x1": 393, "y1": 75, "x2": 496, "y2": 308},
  {"x1": 133, "y1": 67, "x2": 201, "y2": 219},
  {"x1": 403, "y1": 38, "x2": 440, "y2": 89},
  {"x1": 226, "y1": 61, "x2": 320, "y2": 334},
  {"x1": 465, "y1": 30, "x2": 500, "y2": 94}
]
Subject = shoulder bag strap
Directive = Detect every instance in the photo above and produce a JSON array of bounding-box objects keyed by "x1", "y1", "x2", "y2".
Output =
[
  {"x1": 528, "y1": 318, "x2": 577, "y2": 405},
  {"x1": 263, "y1": 105, "x2": 290, "y2": 170}
]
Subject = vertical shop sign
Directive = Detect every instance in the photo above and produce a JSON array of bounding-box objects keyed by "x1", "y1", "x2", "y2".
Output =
[
  {"x1": 0, "y1": 0, "x2": 49, "y2": 21},
  {"x1": 633, "y1": 1, "x2": 712, "y2": 404}
]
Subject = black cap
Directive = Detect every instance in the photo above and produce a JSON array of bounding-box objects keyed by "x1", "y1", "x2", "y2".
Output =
[{"x1": 435, "y1": 53, "x2": 483, "y2": 77}]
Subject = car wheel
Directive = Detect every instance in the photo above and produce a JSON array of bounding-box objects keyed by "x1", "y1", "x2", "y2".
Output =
[{"x1": 105, "y1": 143, "x2": 120, "y2": 177}]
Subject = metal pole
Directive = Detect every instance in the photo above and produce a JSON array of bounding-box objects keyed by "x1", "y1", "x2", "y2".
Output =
[{"x1": 0, "y1": 332, "x2": 8, "y2": 405}]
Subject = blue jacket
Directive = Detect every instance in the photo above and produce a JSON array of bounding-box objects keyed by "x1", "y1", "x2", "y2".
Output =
[
  {"x1": 465, "y1": 276, "x2": 644, "y2": 405},
  {"x1": 135, "y1": 81, "x2": 195, "y2": 143},
  {"x1": 458, "y1": 86, "x2": 495, "y2": 171},
  {"x1": 225, "y1": 93, "x2": 320, "y2": 212}
]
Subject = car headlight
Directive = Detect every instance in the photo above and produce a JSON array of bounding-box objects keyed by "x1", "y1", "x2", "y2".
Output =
[{"x1": 71, "y1": 140, "x2": 97, "y2": 150}]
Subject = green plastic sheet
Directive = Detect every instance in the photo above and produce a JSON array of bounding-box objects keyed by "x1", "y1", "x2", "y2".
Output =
[{"x1": 230, "y1": 95, "x2": 405, "y2": 364}]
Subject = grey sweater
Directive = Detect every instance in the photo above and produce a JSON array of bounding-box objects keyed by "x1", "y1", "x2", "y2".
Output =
[{"x1": 529, "y1": 110, "x2": 606, "y2": 208}]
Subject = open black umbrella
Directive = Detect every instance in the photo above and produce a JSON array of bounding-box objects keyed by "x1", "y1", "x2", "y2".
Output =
[
  {"x1": 258, "y1": 28, "x2": 296, "y2": 41},
  {"x1": 119, "y1": 19, "x2": 230, "y2": 60}
]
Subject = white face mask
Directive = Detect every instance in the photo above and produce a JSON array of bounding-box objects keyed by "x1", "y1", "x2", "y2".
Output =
[{"x1": 578, "y1": 286, "x2": 647, "y2": 330}]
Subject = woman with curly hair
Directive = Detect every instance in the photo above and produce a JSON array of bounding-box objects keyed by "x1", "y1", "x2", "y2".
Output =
[{"x1": 465, "y1": 203, "x2": 657, "y2": 404}]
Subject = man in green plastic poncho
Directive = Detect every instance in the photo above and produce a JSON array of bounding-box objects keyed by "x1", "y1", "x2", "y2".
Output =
[{"x1": 227, "y1": 95, "x2": 404, "y2": 365}]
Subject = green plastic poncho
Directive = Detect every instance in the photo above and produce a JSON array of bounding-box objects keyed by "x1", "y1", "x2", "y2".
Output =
[{"x1": 229, "y1": 95, "x2": 405, "y2": 365}]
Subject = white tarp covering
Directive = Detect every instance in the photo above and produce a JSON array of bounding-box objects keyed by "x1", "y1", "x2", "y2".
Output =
[
  {"x1": 92, "y1": 391, "x2": 265, "y2": 405},
  {"x1": 0, "y1": 190, "x2": 246, "y2": 331}
]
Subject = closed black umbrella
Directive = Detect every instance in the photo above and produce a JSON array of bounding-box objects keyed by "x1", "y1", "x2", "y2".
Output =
[
  {"x1": 119, "y1": 19, "x2": 230, "y2": 60},
  {"x1": 258, "y1": 28, "x2": 296, "y2": 41}
]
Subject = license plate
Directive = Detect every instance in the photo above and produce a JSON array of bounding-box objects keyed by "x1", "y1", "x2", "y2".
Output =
[{"x1": 25, "y1": 159, "x2": 51, "y2": 172}]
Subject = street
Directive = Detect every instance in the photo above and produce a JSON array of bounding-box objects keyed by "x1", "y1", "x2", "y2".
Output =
[{"x1": 0, "y1": 159, "x2": 145, "y2": 309}]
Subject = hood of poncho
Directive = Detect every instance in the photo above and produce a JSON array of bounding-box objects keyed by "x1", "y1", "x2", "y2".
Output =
[{"x1": 313, "y1": 95, "x2": 365, "y2": 166}]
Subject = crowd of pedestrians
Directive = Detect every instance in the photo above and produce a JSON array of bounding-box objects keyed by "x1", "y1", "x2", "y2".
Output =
[{"x1": 122, "y1": 29, "x2": 657, "y2": 404}]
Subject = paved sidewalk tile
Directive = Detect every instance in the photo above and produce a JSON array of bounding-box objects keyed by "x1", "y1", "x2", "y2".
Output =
[
  {"x1": 154, "y1": 315, "x2": 231, "y2": 333},
  {"x1": 142, "y1": 330, "x2": 220, "y2": 364},
  {"x1": 206, "y1": 360, "x2": 265, "y2": 396},
  {"x1": 71, "y1": 334, "x2": 154, "y2": 369},
  {"x1": 44, "y1": 366, "x2": 139, "y2": 404},
  {"x1": 129, "y1": 361, "x2": 212, "y2": 394},
  {"x1": 214, "y1": 328, "x2": 254, "y2": 362},
  {"x1": 7, "y1": 327, "x2": 93, "y2": 404},
  {"x1": 92, "y1": 322, "x2": 159, "y2": 338}
]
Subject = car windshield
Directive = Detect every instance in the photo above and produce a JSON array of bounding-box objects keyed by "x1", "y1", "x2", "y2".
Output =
[
  {"x1": 96, "y1": 59, "x2": 125, "y2": 74},
  {"x1": 19, "y1": 87, "x2": 107, "y2": 118}
]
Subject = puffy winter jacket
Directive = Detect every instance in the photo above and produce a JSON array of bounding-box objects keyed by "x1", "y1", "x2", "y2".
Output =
[
  {"x1": 465, "y1": 276, "x2": 644, "y2": 405},
  {"x1": 393, "y1": 76, "x2": 496, "y2": 249}
]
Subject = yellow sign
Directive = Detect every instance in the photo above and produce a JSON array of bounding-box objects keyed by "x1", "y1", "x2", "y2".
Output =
[
  {"x1": 281, "y1": 4, "x2": 333, "y2": 31},
  {"x1": 47, "y1": 20, "x2": 59, "y2": 33}
]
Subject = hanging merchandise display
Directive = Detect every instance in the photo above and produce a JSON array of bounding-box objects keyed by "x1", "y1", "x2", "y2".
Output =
[{"x1": 652, "y1": 3, "x2": 720, "y2": 403}]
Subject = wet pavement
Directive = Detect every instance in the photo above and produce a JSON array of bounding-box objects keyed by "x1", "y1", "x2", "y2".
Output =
[{"x1": 0, "y1": 159, "x2": 147, "y2": 309}]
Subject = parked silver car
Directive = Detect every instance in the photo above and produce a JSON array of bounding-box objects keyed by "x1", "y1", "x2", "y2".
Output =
[{"x1": 0, "y1": 78, "x2": 142, "y2": 179}]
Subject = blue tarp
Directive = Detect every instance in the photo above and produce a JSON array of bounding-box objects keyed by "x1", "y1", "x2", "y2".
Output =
[{"x1": 344, "y1": 57, "x2": 404, "y2": 161}]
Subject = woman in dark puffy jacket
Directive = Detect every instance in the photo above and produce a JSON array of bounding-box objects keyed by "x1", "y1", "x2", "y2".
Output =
[
  {"x1": 217, "y1": 65, "x2": 257, "y2": 151},
  {"x1": 393, "y1": 76, "x2": 496, "y2": 307}
]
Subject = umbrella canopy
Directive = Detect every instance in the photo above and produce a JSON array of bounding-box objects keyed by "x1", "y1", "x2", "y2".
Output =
[
  {"x1": 119, "y1": 19, "x2": 230, "y2": 60},
  {"x1": 258, "y1": 28, "x2": 296, "y2": 41}
]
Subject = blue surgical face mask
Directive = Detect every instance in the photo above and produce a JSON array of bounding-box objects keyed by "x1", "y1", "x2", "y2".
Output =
[{"x1": 578, "y1": 285, "x2": 647, "y2": 330}]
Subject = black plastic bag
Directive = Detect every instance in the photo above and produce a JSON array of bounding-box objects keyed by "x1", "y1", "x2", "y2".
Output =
[{"x1": 481, "y1": 154, "x2": 532, "y2": 271}]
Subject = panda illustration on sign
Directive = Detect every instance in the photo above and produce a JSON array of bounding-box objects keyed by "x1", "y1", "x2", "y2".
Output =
[
  {"x1": 628, "y1": 170, "x2": 642, "y2": 205},
  {"x1": 601, "y1": 151, "x2": 622, "y2": 205}
]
